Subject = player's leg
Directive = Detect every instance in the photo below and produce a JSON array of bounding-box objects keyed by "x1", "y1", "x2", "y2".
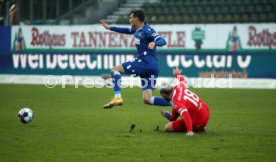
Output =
[
  {"x1": 164, "y1": 119, "x2": 187, "y2": 132},
  {"x1": 103, "y1": 58, "x2": 144, "y2": 108},
  {"x1": 164, "y1": 122, "x2": 174, "y2": 132},
  {"x1": 141, "y1": 75, "x2": 172, "y2": 106},
  {"x1": 142, "y1": 89, "x2": 153, "y2": 104},
  {"x1": 140, "y1": 56, "x2": 172, "y2": 106},
  {"x1": 111, "y1": 64, "x2": 125, "y2": 74},
  {"x1": 142, "y1": 89, "x2": 172, "y2": 106},
  {"x1": 103, "y1": 65, "x2": 125, "y2": 108},
  {"x1": 104, "y1": 58, "x2": 145, "y2": 108},
  {"x1": 150, "y1": 96, "x2": 172, "y2": 106},
  {"x1": 111, "y1": 65, "x2": 125, "y2": 98}
]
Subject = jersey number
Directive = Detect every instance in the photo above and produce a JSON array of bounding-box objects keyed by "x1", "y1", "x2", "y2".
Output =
[{"x1": 183, "y1": 89, "x2": 200, "y2": 108}]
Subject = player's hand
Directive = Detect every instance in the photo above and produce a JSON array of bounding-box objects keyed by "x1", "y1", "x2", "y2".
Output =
[
  {"x1": 148, "y1": 42, "x2": 156, "y2": 49},
  {"x1": 173, "y1": 67, "x2": 182, "y2": 76},
  {"x1": 161, "y1": 110, "x2": 171, "y2": 121},
  {"x1": 99, "y1": 20, "x2": 110, "y2": 30},
  {"x1": 186, "y1": 131, "x2": 195, "y2": 136}
]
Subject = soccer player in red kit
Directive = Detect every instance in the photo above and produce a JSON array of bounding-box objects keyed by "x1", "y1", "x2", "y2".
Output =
[{"x1": 160, "y1": 67, "x2": 210, "y2": 136}]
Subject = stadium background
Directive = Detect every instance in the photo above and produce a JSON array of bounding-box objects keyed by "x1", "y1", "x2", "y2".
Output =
[
  {"x1": 0, "y1": 0, "x2": 276, "y2": 87},
  {"x1": 0, "y1": 0, "x2": 276, "y2": 162}
]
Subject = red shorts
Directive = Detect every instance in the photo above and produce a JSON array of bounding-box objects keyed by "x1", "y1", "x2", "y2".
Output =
[{"x1": 172, "y1": 105, "x2": 210, "y2": 132}]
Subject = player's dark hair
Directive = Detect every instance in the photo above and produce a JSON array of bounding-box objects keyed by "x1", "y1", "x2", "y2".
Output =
[
  {"x1": 129, "y1": 9, "x2": 145, "y2": 22},
  {"x1": 160, "y1": 87, "x2": 173, "y2": 95}
]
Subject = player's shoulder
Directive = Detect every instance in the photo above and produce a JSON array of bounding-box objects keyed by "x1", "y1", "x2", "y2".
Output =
[{"x1": 143, "y1": 24, "x2": 156, "y2": 33}]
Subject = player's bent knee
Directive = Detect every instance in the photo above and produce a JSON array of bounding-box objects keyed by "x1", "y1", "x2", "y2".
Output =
[
  {"x1": 111, "y1": 65, "x2": 125, "y2": 74},
  {"x1": 111, "y1": 67, "x2": 116, "y2": 71},
  {"x1": 111, "y1": 69, "x2": 121, "y2": 77},
  {"x1": 164, "y1": 122, "x2": 174, "y2": 132},
  {"x1": 143, "y1": 98, "x2": 151, "y2": 105}
]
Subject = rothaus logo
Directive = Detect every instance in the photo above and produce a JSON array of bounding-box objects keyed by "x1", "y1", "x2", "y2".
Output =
[
  {"x1": 31, "y1": 27, "x2": 66, "y2": 48},
  {"x1": 247, "y1": 25, "x2": 276, "y2": 50}
]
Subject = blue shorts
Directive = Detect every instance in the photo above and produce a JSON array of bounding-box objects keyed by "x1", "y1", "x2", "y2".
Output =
[{"x1": 122, "y1": 55, "x2": 159, "y2": 91}]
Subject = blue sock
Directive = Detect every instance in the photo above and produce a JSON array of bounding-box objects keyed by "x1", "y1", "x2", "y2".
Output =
[
  {"x1": 112, "y1": 70, "x2": 121, "y2": 97},
  {"x1": 150, "y1": 96, "x2": 172, "y2": 106}
]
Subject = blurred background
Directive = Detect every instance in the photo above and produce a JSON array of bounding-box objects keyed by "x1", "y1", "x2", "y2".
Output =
[
  {"x1": 0, "y1": 0, "x2": 276, "y2": 88},
  {"x1": 1, "y1": 0, "x2": 275, "y2": 25},
  {"x1": 0, "y1": 2, "x2": 275, "y2": 162}
]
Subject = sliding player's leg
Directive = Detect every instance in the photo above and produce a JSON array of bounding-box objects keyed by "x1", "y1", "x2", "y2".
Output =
[
  {"x1": 103, "y1": 65, "x2": 125, "y2": 108},
  {"x1": 164, "y1": 120, "x2": 187, "y2": 132}
]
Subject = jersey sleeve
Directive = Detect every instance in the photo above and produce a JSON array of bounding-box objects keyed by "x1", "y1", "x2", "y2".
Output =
[
  {"x1": 174, "y1": 102, "x2": 193, "y2": 132},
  {"x1": 146, "y1": 29, "x2": 166, "y2": 46},
  {"x1": 110, "y1": 26, "x2": 136, "y2": 34}
]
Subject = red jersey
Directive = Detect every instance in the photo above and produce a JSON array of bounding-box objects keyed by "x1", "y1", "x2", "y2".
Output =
[{"x1": 170, "y1": 74, "x2": 209, "y2": 132}]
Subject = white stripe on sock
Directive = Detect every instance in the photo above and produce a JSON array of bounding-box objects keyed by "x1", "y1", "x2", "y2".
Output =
[
  {"x1": 113, "y1": 70, "x2": 121, "y2": 76},
  {"x1": 150, "y1": 96, "x2": 155, "y2": 105}
]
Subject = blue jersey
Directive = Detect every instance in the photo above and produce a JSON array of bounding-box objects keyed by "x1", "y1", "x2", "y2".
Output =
[
  {"x1": 110, "y1": 24, "x2": 166, "y2": 58},
  {"x1": 110, "y1": 24, "x2": 166, "y2": 90}
]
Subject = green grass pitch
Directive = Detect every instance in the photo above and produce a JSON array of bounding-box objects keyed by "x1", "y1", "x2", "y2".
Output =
[{"x1": 0, "y1": 84, "x2": 275, "y2": 162}]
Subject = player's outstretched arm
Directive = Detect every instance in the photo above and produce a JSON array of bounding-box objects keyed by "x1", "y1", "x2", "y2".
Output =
[
  {"x1": 99, "y1": 20, "x2": 110, "y2": 30},
  {"x1": 173, "y1": 67, "x2": 187, "y2": 87},
  {"x1": 99, "y1": 20, "x2": 135, "y2": 34}
]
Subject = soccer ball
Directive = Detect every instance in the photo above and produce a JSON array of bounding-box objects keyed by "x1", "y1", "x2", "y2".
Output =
[{"x1": 18, "y1": 108, "x2": 34, "y2": 124}]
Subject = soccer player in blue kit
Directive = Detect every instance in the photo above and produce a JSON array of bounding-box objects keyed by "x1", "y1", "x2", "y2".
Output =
[{"x1": 100, "y1": 9, "x2": 171, "y2": 108}]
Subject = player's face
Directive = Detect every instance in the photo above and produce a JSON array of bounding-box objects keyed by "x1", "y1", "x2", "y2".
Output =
[{"x1": 129, "y1": 14, "x2": 138, "y2": 27}]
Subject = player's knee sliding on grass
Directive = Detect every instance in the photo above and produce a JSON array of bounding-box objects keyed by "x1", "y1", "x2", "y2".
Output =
[{"x1": 100, "y1": 9, "x2": 171, "y2": 109}]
